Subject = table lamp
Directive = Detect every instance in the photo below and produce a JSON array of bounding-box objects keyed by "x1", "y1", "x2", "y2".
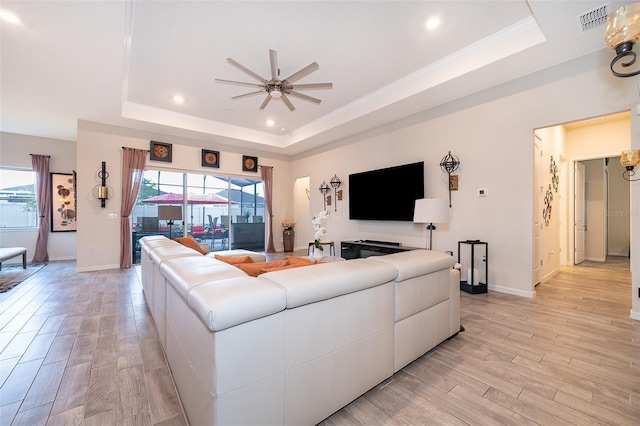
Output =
[{"x1": 413, "y1": 198, "x2": 450, "y2": 250}]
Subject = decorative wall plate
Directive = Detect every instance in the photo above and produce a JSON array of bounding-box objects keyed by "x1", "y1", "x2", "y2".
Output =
[
  {"x1": 242, "y1": 155, "x2": 258, "y2": 172},
  {"x1": 150, "y1": 141, "x2": 172, "y2": 162},
  {"x1": 202, "y1": 149, "x2": 220, "y2": 168}
]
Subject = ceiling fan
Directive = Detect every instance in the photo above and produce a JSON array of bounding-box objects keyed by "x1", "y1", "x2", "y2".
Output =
[{"x1": 215, "y1": 49, "x2": 332, "y2": 111}]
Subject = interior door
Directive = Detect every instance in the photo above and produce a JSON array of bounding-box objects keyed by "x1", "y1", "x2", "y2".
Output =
[
  {"x1": 533, "y1": 140, "x2": 543, "y2": 285},
  {"x1": 574, "y1": 162, "x2": 586, "y2": 264}
]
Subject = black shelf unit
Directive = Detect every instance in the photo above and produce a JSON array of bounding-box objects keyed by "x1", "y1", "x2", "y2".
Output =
[
  {"x1": 340, "y1": 240, "x2": 418, "y2": 259},
  {"x1": 458, "y1": 240, "x2": 488, "y2": 294}
]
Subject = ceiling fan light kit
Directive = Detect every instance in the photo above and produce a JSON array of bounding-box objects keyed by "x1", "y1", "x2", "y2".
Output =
[{"x1": 215, "y1": 49, "x2": 332, "y2": 110}]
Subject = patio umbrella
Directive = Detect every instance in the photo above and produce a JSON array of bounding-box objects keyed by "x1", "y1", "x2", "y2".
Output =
[{"x1": 141, "y1": 193, "x2": 231, "y2": 205}]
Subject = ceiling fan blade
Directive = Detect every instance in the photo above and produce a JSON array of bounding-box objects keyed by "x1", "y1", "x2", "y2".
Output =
[
  {"x1": 283, "y1": 62, "x2": 319, "y2": 83},
  {"x1": 281, "y1": 94, "x2": 296, "y2": 111},
  {"x1": 231, "y1": 90, "x2": 265, "y2": 100},
  {"x1": 226, "y1": 58, "x2": 267, "y2": 83},
  {"x1": 269, "y1": 49, "x2": 279, "y2": 80},
  {"x1": 288, "y1": 91, "x2": 322, "y2": 104},
  {"x1": 289, "y1": 83, "x2": 333, "y2": 91},
  {"x1": 215, "y1": 78, "x2": 265, "y2": 89},
  {"x1": 259, "y1": 94, "x2": 272, "y2": 109}
]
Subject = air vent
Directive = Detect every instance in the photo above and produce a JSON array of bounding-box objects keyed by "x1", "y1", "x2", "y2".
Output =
[{"x1": 576, "y1": 3, "x2": 610, "y2": 32}]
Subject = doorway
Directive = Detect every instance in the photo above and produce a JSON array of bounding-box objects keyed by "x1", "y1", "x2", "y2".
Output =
[{"x1": 532, "y1": 111, "x2": 631, "y2": 289}]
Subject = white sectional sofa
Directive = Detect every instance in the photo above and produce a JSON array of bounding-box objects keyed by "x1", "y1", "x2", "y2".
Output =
[{"x1": 139, "y1": 236, "x2": 460, "y2": 425}]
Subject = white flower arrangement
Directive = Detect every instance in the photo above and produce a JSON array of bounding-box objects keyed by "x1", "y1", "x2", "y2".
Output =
[{"x1": 311, "y1": 210, "x2": 329, "y2": 250}]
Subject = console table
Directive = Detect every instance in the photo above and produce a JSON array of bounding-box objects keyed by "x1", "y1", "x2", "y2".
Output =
[{"x1": 341, "y1": 240, "x2": 419, "y2": 259}]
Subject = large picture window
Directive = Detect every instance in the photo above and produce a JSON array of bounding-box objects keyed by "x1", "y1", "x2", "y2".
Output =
[
  {"x1": 130, "y1": 168, "x2": 264, "y2": 263},
  {"x1": 0, "y1": 168, "x2": 38, "y2": 229}
]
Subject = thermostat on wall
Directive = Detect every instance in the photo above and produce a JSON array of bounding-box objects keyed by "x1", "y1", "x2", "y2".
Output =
[{"x1": 478, "y1": 188, "x2": 487, "y2": 197}]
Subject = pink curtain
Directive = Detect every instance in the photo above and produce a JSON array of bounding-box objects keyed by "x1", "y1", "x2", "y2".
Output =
[
  {"x1": 260, "y1": 165, "x2": 276, "y2": 253},
  {"x1": 120, "y1": 147, "x2": 147, "y2": 268},
  {"x1": 30, "y1": 154, "x2": 51, "y2": 262}
]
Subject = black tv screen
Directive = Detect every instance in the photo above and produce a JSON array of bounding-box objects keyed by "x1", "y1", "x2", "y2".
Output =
[{"x1": 349, "y1": 161, "x2": 424, "y2": 221}]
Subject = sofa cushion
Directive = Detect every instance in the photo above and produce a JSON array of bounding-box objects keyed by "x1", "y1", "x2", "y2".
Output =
[
  {"x1": 259, "y1": 258, "x2": 397, "y2": 309},
  {"x1": 369, "y1": 250, "x2": 455, "y2": 282},
  {"x1": 173, "y1": 235, "x2": 208, "y2": 255},
  {"x1": 187, "y1": 276, "x2": 287, "y2": 331},
  {"x1": 161, "y1": 256, "x2": 247, "y2": 300},
  {"x1": 148, "y1": 244, "x2": 202, "y2": 265},
  {"x1": 215, "y1": 254, "x2": 255, "y2": 265}
]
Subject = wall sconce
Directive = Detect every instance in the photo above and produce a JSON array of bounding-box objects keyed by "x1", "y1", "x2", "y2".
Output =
[
  {"x1": 605, "y1": 2, "x2": 640, "y2": 77},
  {"x1": 319, "y1": 181, "x2": 330, "y2": 210},
  {"x1": 621, "y1": 149, "x2": 640, "y2": 180},
  {"x1": 329, "y1": 174, "x2": 342, "y2": 212},
  {"x1": 439, "y1": 151, "x2": 460, "y2": 207},
  {"x1": 158, "y1": 205, "x2": 182, "y2": 239},
  {"x1": 92, "y1": 161, "x2": 113, "y2": 208}
]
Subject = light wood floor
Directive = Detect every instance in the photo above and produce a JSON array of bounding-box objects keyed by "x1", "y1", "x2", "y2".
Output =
[{"x1": 0, "y1": 257, "x2": 638, "y2": 425}]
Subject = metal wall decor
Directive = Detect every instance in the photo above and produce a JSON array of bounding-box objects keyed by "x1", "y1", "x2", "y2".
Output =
[
  {"x1": 439, "y1": 151, "x2": 460, "y2": 207},
  {"x1": 550, "y1": 156, "x2": 559, "y2": 193},
  {"x1": 543, "y1": 184, "x2": 553, "y2": 227}
]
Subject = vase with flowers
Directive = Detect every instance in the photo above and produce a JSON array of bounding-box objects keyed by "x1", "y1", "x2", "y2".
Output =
[
  {"x1": 311, "y1": 210, "x2": 329, "y2": 260},
  {"x1": 281, "y1": 218, "x2": 296, "y2": 252}
]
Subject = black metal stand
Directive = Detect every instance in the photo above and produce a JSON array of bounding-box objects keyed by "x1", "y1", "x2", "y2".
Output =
[{"x1": 458, "y1": 240, "x2": 488, "y2": 294}]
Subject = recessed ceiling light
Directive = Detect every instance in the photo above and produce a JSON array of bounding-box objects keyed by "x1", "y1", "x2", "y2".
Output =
[
  {"x1": 173, "y1": 95, "x2": 185, "y2": 104},
  {"x1": 266, "y1": 119, "x2": 275, "y2": 127},
  {"x1": 425, "y1": 16, "x2": 440, "y2": 31},
  {"x1": 0, "y1": 10, "x2": 20, "y2": 24}
]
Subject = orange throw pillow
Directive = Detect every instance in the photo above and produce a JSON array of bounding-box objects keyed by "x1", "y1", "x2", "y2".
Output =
[
  {"x1": 173, "y1": 236, "x2": 207, "y2": 255},
  {"x1": 286, "y1": 256, "x2": 317, "y2": 266},
  {"x1": 236, "y1": 260, "x2": 287, "y2": 277},
  {"x1": 215, "y1": 254, "x2": 255, "y2": 265}
]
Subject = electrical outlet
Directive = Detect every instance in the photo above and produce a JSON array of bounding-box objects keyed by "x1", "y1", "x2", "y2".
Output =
[
  {"x1": 88, "y1": 246, "x2": 93, "y2": 253},
  {"x1": 478, "y1": 188, "x2": 487, "y2": 197}
]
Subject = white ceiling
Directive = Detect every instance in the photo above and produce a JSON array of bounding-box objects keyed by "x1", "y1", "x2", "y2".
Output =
[{"x1": 0, "y1": 1, "x2": 626, "y2": 156}]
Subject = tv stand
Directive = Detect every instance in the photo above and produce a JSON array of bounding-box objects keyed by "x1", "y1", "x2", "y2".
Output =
[{"x1": 341, "y1": 240, "x2": 419, "y2": 259}]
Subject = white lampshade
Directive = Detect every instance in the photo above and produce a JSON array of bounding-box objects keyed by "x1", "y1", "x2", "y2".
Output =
[
  {"x1": 413, "y1": 198, "x2": 450, "y2": 224},
  {"x1": 158, "y1": 205, "x2": 182, "y2": 221}
]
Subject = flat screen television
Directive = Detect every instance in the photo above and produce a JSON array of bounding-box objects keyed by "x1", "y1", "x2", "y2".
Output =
[{"x1": 349, "y1": 161, "x2": 424, "y2": 221}]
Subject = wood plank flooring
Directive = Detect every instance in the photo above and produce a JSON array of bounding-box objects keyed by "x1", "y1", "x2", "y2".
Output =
[{"x1": 0, "y1": 256, "x2": 637, "y2": 425}]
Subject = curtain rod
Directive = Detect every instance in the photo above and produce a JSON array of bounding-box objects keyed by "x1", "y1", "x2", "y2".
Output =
[
  {"x1": 29, "y1": 154, "x2": 51, "y2": 157},
  {"x1": 121, "y1": 146, "x2": 150, "y2": 152}
]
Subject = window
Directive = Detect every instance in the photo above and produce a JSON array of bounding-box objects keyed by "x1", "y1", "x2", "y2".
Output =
[
  {"x1": 130, "y1": 168, "x2": 265, "y2": 263},
  {"x1": 0, "y1": 168, "x2": 38, "y2": 228}
]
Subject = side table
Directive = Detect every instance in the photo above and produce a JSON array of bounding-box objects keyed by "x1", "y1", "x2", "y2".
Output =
[{"x1": 458, "y1": 240, "x2": 488, "y2": 294}]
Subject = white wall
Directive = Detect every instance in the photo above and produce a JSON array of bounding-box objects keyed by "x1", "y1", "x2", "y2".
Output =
[
  {"x1": 75, "y1": 122, "x2": 292, "y2": 271},
  {"x1": 292, "y1": 60, "x2": 638, "y2": 299},
  {"x1": 607, "y1": 157, "x2": 630, "y2": 257},
  {"x1": 0, "y1": 132, "x2": 77, "y2": 263}
]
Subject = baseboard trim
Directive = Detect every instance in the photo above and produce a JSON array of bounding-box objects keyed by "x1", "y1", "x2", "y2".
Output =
[
  {"x1": 630, "y1": 309, "x2": 640, "y2": 321},
  {"x1": 488, "y1": 284, "x2": 536, "y2": 298},
  {"x1": 584, "y1": 256, "x2": 606, "y2": 262},
  {"x1": 76, "y1": 263, "x2": 120, "y2": 273}
]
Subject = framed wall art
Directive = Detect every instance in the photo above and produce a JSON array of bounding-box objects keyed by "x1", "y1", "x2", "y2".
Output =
[
  {"x1": 202, "y1": 149, "x2": 220, "y2": 168},
  {"x1": 242, "y1": 155, "x2": 258, "y2": 172},
  {"x1": 50, "y1": 172, "x2": 77, "y2": 232},
  {"x1": 150, "y1": 141, "x2": 172, "y2": 162}
]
